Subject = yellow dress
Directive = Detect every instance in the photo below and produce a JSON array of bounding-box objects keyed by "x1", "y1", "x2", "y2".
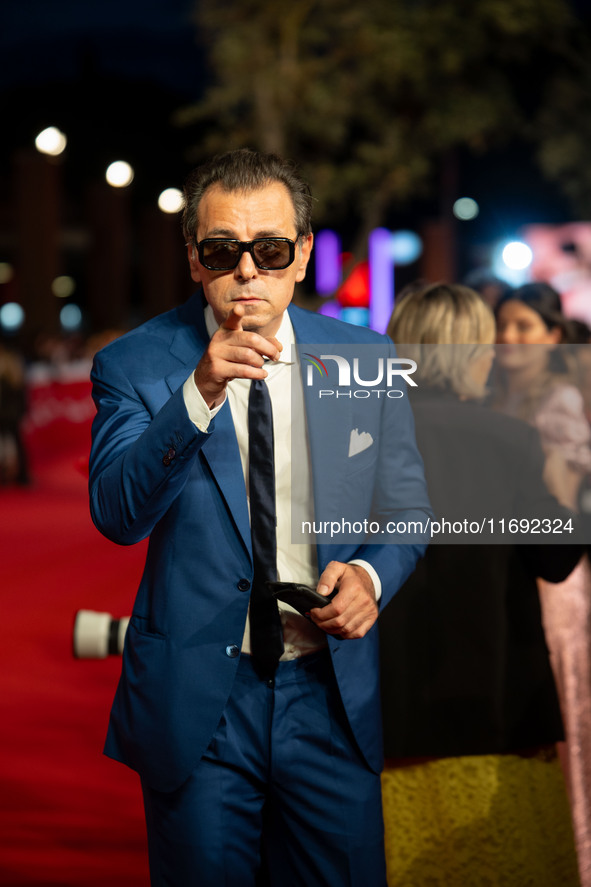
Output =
[{"x1": 382, "y1": 751, "x2": 580, "y2": 887}]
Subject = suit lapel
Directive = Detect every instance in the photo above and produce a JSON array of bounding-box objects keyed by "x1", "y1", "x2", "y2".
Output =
[
  {"x1": 200, "y1": 403, "x2": 252, "y2": 558},
  {"x1": 290, "y1": 308, "x2": 354, "y2": 570},
  {"x1": 165, "y1": 294, "x2": 252, "y2": 559},
  {"x1": 165, "y1": 293, "x2": 209, "y2": 396},
  {"x1": 289, "y1": 305, "x2": 353, "y2": 468}
]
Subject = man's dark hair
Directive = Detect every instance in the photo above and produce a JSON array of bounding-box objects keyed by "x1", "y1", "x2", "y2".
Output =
[{"x1": 182, "y1": 148, "x2": 313, "y2": 242}]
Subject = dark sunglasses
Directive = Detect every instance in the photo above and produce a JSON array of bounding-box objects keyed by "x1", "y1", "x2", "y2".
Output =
[{"x1": 193, "y1": 237, "x2": 300, "y2": 271}]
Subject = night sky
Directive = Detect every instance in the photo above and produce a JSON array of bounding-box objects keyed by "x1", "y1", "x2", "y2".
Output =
[
  {"x1": 2, "y1": 0, "x2": 202, "y2": 93},
  {"x1": 2, "y1": 0, "x2": 204, "y2": 203},
  {"x1": 1, "y1": 0, "x2": 589, "y2": 280}
]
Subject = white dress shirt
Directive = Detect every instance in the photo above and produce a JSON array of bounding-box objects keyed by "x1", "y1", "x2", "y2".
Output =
[{"x1": 182, "y1": 306, "x2": 380, "y2": 658}]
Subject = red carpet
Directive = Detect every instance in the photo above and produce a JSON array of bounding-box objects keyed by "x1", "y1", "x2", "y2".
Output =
[{"x1": 0, "y1": 380, "x2": 150, "y2": 886}]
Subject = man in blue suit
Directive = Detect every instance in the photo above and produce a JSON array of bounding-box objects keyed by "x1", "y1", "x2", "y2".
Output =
[{"x1": 89, "y1": 149, "x2": 431, "y2": 886}]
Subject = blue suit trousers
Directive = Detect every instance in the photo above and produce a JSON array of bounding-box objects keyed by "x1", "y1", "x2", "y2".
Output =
[{"x1": 141, "y1": 651, "x2": 387, "y2": 886}]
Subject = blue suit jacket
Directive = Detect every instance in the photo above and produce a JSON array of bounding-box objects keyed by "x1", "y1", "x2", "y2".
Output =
[{"x1": 89, "y1": 293, "x2": 431, "y2": 791}]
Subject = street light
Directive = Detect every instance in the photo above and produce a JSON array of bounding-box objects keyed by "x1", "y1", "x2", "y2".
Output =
[
  {"x1": 35, "y1": 127, "x2": 67, "y2": 156},
  {"x1": 0, "y1": 302, "x2": 25, "y2": 331},
  {"x1": 106, "y1": 161, "x2": 134, "y2": 188},
  {"x1": 493, "y1": 239, "x2": 534, "y2": 285},
  {"x1": 502, "y1": 241, "x2": 533, "y2": 270},
  {"x1": 453, "y1": 197, "x2": 479, "y2": 221},
  {"x1": 158, "y1": 188, "x2": 184, "y2": 214}
]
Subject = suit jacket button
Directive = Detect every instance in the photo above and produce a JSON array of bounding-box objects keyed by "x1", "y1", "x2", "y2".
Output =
[
  {"x1": 225, "y1": 644, "x2": 240, "y2": 658},
  {"x1": 162, "y1": 447, "x2": 176, "y2": 466},
  {"x1": 237, "y1": 579, "x2": 250, "y2": 592}
]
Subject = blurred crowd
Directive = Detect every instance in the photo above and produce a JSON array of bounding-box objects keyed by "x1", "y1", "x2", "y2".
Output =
[{"x1": 0, "y1": 328, "x2": 126, "y2": 486}]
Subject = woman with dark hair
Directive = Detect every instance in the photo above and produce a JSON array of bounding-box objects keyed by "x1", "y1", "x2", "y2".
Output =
[
  {"x1": 495, "y1": 282, "x2": 591, "y2": 886},
  {"x1": 380, "y1": 282, "x2": 581, "y2": 886},
  {"x1": 498, "y1": 281, "x2": 567, "y2": 328}
]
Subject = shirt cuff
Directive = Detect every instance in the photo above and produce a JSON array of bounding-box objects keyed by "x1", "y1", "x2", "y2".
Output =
[
  {"x1": 348, "y1": 559, "x2": 382, "y2": 602},
  {"x1": 183, "y1": 372, "x2": 226, "y2": 432}
]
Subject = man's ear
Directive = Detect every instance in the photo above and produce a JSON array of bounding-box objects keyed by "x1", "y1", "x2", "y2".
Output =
[
  {"x1": 295, "y1": 233, "x2": 313, "y2": 283},
  {"x1": 187, "y1": 242, "x2": 202, "y2": 283}
]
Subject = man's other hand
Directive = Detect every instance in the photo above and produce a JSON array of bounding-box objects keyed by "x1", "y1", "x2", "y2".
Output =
[{"x1": 310, "y1": 562, "x2": 378, "y2": 639}]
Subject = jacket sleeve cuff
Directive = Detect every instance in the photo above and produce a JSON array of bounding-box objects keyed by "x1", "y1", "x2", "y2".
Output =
[{"x1": 183, "y1": 372, "x2": 226, "y2": 431}]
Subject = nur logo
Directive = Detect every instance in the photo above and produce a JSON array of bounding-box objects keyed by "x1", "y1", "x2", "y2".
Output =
[
  {"x1": 303, "y1": 354, "x2": 329, "y2": 379},
  {"x1": 303, "y1": 350, "x2": 417, "y2": 399}
]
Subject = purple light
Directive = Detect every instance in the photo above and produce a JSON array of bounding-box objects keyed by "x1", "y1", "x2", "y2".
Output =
[
  {"x1": 368, "y1": 228, "x2": 394, "y2": 333},
  {"x1": 315, "y1": 229, "x2": 342, "y2": 295},
  {"x1": 318, "y1": 300, "x2": 342, "y2": 320}
]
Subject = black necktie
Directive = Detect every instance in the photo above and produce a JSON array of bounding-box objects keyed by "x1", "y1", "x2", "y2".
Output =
[{"x1": 248, "y1": 378, "x2": 284, "y2": 673}]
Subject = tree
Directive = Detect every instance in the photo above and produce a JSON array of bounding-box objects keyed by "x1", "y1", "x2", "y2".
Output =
[
  {"x1": 533, "y1": 45, "x2": 591, "y2": 218},
  {"x1": 175, "y1": 0, "x2": 589, "y2": 251}
]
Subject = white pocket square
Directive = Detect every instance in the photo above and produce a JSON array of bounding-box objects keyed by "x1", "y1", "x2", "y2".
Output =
[{"x1": 348, "y1": 428, "x2": 374, "y2": 457}]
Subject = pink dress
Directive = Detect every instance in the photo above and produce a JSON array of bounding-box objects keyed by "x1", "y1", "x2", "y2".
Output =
[{"x1": 536, "y1": 385, "x2": 591, "y2": 887}]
